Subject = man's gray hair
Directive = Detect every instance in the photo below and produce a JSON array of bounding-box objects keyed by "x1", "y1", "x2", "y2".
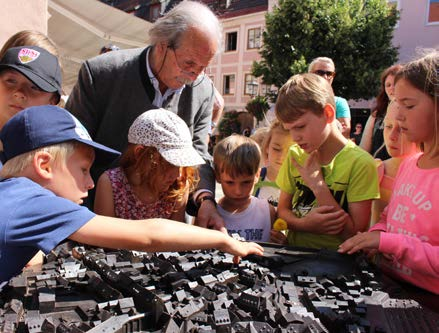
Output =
[
  {"x1": 149, "y1": 0, "x2": 222, "y2": 53},
  {"x1": 308, "y1": 57, "x2": 335, "y2": 72}
]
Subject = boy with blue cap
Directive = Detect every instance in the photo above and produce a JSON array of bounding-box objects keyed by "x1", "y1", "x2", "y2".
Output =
[{"x1": 0, "y1": 105, "x2": 263, "y2": 288}]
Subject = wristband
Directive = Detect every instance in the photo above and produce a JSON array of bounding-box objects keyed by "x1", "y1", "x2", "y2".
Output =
[{"x1": 197, "y1": 195, "x2": 217, "y2": 207}]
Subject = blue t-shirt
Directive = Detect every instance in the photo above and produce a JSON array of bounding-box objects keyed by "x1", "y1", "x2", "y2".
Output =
[
  {"x1": 335, "y1": 96, "x2": 351, "y2": 119},
  {"x1": 0, "y1": 177, "x2": 95, "y2": 284}
]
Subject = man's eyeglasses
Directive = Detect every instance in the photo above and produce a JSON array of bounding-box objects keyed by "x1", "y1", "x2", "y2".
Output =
[
  {"x1": 313, "y1": 70, "x2": 336, "y2": 79},
  {"x1": 169, "y1": 47, "x2": 206, "y2": 77}
]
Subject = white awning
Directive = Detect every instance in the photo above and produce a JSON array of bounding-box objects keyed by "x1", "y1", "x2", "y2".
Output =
[{"x1": 48, "y1": 0, "x2": 151, "y2": 93}]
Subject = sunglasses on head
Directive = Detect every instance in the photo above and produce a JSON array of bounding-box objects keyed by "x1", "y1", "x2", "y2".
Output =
[{"x1": 313, "y1": 70, "x2": 336, "y2": 78}]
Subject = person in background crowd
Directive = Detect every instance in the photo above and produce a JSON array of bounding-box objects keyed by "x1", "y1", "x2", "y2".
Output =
[
  {"x1": 0, "y1": 46, "x2": 62, "y2": 150},
  {"x1": 94, "y1": 109, "x2": 201, "y2": 222},
  {"x1": 250, "y1": 127, "x2": 270, "y2": 166},
  {"x1": 0, "y1": 30, "x2": 64, "y2": 106},
  {"x1": 308, "y1": 57, "x2": 351, "y2": 138},
  {"x1": 360, "y1": 64, "x2": 403, "y2": 160},
  {"x1": 369, "y1": 97, "x2": 419, "y2": 225},
  {"x1": 350, "y1": 122, "x2": 363, "y2": 144},
  {"x1": 253, "y1": 121, "x2": 294, "y2": 208},
  {"x1": 99, "y1": 44, "x2": 120, "y2": 55},
  {"x1": 207, "y1": 86, "x2": 224, "y2": 154},
  {"x1": 211, "y1": 86, "x2": 224, "y2": 136},
  {"x1": 65, "y1": 0, "x2": 225, "y2": 232},
  {"x1": 339, "y1": 50, "x2": 439, "y2": 295}
]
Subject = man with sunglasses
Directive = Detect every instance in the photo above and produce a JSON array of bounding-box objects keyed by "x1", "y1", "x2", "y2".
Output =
[
  {"x1": 66, "y1": 0, "x2": 226, "y2": 231},
  {"x1": 309, "y1": 57, "x2": 351, "y2": 138}
]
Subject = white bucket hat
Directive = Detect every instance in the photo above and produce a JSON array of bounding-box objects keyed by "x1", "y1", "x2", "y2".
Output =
[{"x1": 128, "y1": 108, "x2": 205, "y2": 167}]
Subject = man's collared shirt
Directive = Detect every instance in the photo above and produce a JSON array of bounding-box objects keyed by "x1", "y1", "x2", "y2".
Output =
[{"x1": 146, "y1": 48, "x2": 184, "y2": 108}]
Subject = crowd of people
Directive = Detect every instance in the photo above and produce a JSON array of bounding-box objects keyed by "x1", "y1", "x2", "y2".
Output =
[{"x1": 0, "y1": 0, "x2": 437, "y2": 297}]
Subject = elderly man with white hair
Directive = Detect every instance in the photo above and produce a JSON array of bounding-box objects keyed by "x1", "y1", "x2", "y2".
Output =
[{"x1": 66, "y1": 0, "x2": 225, "y2": 231}]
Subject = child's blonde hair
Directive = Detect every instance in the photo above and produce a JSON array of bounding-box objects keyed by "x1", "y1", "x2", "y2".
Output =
[
  {"x1": 262, "y1": 121, "x2": 290, "y2": 158},
  {"x1": 275, "y1": 73, "x2": 335, "y2": 123},
  {"x1": 250, "y1": 127, "x2": 269, "y2": 150},
  {"x1": 214, "y1": 134, "x2": 261, "y2": 178},
  {"x1": 394, "y1": 50, "x2": 438, "y2": 156},
  {"x1": 0, "y1": 142, "x2": 76, "y2": 178},
  {"x1": 119, "y1": 144, "x2": 198, "y2": 204}
]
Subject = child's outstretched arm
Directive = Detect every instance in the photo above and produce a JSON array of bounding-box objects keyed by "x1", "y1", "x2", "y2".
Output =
[
  {"x1": 338, "y1": 208, "x2": 389, "y2": 256},
  {"x1": 94, "y1": 173, "x2": 116, "y2": 217},
  {"x1": 69, "y1": 215, "x2": 264, "y2": 261},
  {"x1": 340, "y1": 206, "x2": 439, "y2": 278},
  {"x1": 376, "y1": 233, "x2": 439, "y2": 277},
  {"x1": 338, "y1": 231, "x2": 381, "y2": 254},
  {"x1": 339, "y1": 228, "x2": 439, "y2": 278}
]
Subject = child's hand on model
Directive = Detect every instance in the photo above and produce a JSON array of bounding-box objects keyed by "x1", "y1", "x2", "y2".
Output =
[
  {"x1": 338, "y1": 231, "x2": 381, "y2": 255},
  {"x1": 303, "y1": 205, "x2": 347, "y2": 234},
  {"x1": 220, "y1": 237, "x2": 264, "y2": 264}
]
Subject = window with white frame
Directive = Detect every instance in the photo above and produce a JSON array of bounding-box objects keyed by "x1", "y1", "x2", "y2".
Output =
[
  {"x1": 225, "y1": 31, "x2": 238, "y2": 52},
  {"x1": 247, "y1": 28, "x2": 262, "y2": 49},
  {"x1": 223, "y1": 74, "x2": 235, "y2": 95},
  {"x1": 244, "y1": 74, "x2": 258, "y2": 96},
  {"x1": 427, "y1": 0, "x2": 439, "y2": 24}
]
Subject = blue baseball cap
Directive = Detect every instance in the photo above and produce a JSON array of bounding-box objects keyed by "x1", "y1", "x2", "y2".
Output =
[{"x1": 0, "y1": 105, "x2": 120, "y2": 164}]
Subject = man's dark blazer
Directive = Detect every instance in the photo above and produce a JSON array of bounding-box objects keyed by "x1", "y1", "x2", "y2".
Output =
[{"x1": 66, "y1": 46, "x2": 216, "y2": 203}]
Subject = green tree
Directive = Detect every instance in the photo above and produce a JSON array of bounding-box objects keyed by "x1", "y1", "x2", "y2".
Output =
[
  {"x1": 246, "y1": 95, "x2": 270, "y2": 122},
  {"x1": 217, "y1": 110, "x2": 241, "y2": 139},
  {"x1": 253, "y1": 0, "x2": 399, "y2": 100}
]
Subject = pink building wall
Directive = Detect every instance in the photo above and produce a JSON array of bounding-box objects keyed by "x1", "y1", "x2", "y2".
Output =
[
  {"x1": 392, "y1": 0, "x2": 439, "y2": 63},
  {"x1": 208, "y1": 11, "x2": 267, "y2": 112},
  {"x1": 0, "y1": 0, "x2": 48, "y2": 47}
]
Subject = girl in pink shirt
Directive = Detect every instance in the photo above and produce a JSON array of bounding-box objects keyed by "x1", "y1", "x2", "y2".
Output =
[{"x1": 338, "y1": 51, "x2": 439, "y2": 294}]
